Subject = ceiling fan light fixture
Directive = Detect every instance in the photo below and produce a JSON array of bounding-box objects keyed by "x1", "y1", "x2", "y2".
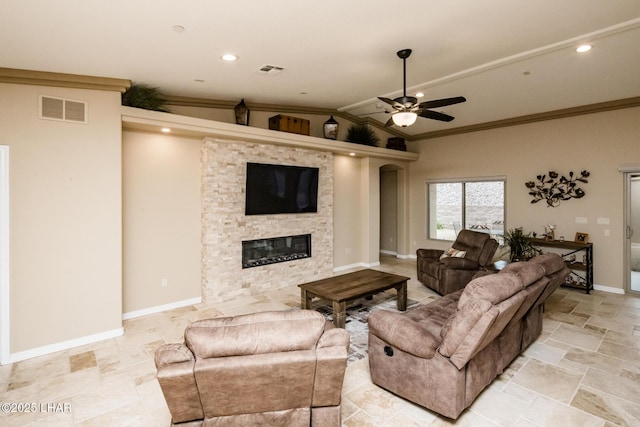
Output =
[{"x1": 392, "y1": 112, "x2": 418, "y2": 127}]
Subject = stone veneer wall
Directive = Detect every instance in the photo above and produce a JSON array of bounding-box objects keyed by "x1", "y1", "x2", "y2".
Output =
[{"x1": 201, "y1": 137, "x2": 334, "y2": 302}]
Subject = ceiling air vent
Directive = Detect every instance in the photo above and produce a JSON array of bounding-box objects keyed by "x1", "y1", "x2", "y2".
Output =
[
  {"x1": 256, "y1": 64, "x2": 285, "y2": 75},
  {"x1": 39, "y1": 95, "x2": 88, "y2": 124}
]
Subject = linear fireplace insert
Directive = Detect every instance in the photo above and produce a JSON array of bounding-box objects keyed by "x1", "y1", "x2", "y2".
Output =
[{"x1": 242, "y1": 234, "x2": 311, "y2": 269}]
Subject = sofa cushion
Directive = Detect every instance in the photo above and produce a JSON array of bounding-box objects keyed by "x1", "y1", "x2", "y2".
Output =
[
  {"x1": 458, "y1": 273, "x2": 523, "y2": 308},
  {"x1": 439, "y1": 298, "x2": 495, "y2": 359},
  {"x1": 185, "y1": 310, "x2": 326, "y2": 359}
]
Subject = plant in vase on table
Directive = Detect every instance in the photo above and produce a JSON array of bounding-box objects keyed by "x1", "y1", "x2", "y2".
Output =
[{"x1": 503, "y1": 228, "x2": 541, "y2": 261}]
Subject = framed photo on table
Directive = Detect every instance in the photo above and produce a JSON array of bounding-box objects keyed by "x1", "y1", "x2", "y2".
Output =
[{"x1": 574, "y1": 232, "x2": 589, "y2": 243}]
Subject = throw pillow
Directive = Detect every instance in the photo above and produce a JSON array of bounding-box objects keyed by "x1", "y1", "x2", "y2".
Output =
[{"x1": 439, "y1": 248, "x2": 467, "y2": 260}]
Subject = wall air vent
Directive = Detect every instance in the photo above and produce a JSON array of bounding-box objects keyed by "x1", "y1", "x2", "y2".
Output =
[
  {"x1": 39, "y1": 95, "x2": 88, "y2": 124},
  {"x1": 256, "y1": 64, "x2": 285, "y2": 75}
]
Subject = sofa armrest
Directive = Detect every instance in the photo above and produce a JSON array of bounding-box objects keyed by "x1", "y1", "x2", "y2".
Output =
[
  {"x1": 440, "y1": 257, "x2": 480, "y2": 270},
  {"x1": 155, "y1": 343, "x2": 194, "y2": 367},
  {"x1": 368, "y1": 310, "x2": 440, "y2": 359},
  {"x1": 318, "y1": 327, "x2": 350, "y2": 350},
  {"x1": 155, "y1": 344, "x2": 203, "y2": 424},
  {"x1": 313, "y1": 328, "x2": 349, "y2": 407},
  {"x1": 417, "y1": 248, "x2": 444, "y2": 259}
]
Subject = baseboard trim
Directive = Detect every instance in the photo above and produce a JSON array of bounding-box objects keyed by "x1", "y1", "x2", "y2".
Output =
[
  {"x1": 379, "y1": 250, "x2": 411, "y2": 260},
  {"x1": 593, "y1": 284, "x2": 625, "y2": 294},
  {"x1": 7, "y1": 327, "x2": 124, "y2": 364},
  {"x1": 122, "y1": 296, "x2": 202, "y2": 320},
  {"x1": 334, "y1": 261, "x2": 381, "y2": 272}
]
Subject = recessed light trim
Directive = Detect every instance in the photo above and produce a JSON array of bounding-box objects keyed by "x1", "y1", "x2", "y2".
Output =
[
  {"x1": 576, "y1": 44, "x2": 592, "y2": 53},
  {"x1": 221, "y1": 53, "x2": 239, "y2": 61}
]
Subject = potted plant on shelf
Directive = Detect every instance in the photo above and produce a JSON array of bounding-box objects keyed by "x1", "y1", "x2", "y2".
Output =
[
  {"x1": 346, "y1": 124, "x2": 380, "y2": 146},
  {"x1": 122, "y1": 83, "x2": 170, "y2": 112},
  {"x1": 503, "y1": 228, "x2": 541, "y2": 261}
]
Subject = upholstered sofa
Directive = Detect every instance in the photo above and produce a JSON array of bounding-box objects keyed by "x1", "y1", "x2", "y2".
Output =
[
  {"x1": 368, "y1": 253, "x2": 569, "y2": 419},
  {"x1": 417, "y1": 229, "x2": 499, "y2": 295},
  {"x1": 155, "y1": 310, "x2": 350, "y2": 426}
]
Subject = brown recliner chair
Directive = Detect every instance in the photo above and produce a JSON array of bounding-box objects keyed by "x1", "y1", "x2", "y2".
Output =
[
  {"x1": 417, "y1": 229, "x2": 499, "y2": 295},
  {"x1": 155, "y1": 310, "x2": 350, "y2": 426}
]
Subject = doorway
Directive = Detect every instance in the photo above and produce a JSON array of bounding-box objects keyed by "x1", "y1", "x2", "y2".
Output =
[
  {"x1": 626, "y1": 172, "x2": 640, "y2": 294},
  {"x1": 380, "y1": 166, "x2": 398, "y2": 256}
]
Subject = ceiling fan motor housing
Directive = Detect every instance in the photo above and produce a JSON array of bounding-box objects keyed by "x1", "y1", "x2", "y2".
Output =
[{"x1": 394, "y1": 95, "x2": 417, "y2": 109}]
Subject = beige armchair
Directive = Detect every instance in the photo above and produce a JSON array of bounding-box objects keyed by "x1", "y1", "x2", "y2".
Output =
[
  {"x1": 155, "y1": 310, "x2": 350, "y2": 426},
  {"x1": 417, "y1": 229, "x2": 499, "y2": 295}
]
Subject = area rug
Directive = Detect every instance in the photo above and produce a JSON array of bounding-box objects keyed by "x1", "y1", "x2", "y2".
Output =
[{"x1": 312, "y1": 293, "x2": 420, "y2": 364}]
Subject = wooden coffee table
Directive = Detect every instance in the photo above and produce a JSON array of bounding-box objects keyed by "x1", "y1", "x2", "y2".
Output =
[{"x1": 298, "y1": 269, "x2": 409, "y2": 328}]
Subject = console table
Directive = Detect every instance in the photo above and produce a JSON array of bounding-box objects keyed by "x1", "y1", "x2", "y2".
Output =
[{"x1": 529, "y1": 238, "x2": 593, "y2": 294}]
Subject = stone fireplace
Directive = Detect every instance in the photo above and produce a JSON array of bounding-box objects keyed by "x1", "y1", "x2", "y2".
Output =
[{"x1": 201, "y1": 137, "x2": 333, "y2": 303}]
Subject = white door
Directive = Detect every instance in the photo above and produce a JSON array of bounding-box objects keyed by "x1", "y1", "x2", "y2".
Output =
[{"x1": 626, "y1": 172, "x2": 640, "y2": 295}]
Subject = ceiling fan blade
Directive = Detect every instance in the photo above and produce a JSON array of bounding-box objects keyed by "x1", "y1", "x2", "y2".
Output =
[
  {"x1": 418, "y1": 96, "x2": 466, "y2": 109},
  {"x1": 378, "y1": 97, "x2": 405, "y2": 110},
  {"x1": 418, "y1": 109, "x2": 455, "y2": 122}
]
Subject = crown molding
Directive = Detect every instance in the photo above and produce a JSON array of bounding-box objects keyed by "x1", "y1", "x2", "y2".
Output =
[
  {"x1": 0, "y1": 68, "x2": 130, "y2": 93},
  {"x1": 410, "y1": 96, "x2": 640, "y2": 141},
  {"x1": 166, "y1": 94, "x2": 640, "y2": 142}
]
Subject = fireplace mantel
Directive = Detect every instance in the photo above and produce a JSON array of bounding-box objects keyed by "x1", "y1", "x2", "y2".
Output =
[{"x1": 121, "y1": 106, "x2": 420, "y2": 161}]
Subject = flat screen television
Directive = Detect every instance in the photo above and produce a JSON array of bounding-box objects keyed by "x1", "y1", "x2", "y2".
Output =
[{"x1": 245, "y1": 162, "x2": 319, "y2": 215}]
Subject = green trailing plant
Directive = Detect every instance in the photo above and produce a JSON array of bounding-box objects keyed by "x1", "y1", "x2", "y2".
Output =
[
  {"x1": 502, "y1": 228, "x2": 541, "y2": 261},
  {"x1": 346, "y1": 124, "x2": 380, "y2": 146},
  {"x1": 122, "y1": 83, "x2": 169, "y2": 112}
]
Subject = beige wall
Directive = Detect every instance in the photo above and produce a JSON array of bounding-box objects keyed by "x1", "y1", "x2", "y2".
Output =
[
  {"x1": 122, "y1": 131, "x2": 202, "y2": 313},
  {"x1": 0, "y1": 83, "x2": 122, "y2": 354},
  {"x1": 333, "y1": 155, "x2": 363, "y2": 267},
  {"x1": 408, "y1": 107, "x2": 640, "y2": 290}
]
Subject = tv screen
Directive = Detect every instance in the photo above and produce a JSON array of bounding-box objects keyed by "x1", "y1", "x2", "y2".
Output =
[{"x1": 245, "y1": 162, "x2": 319, "y2": 215}]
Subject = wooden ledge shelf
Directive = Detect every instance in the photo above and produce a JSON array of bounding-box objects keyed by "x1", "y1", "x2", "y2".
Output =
[{"x1": 121, "y1": 106, "x2": 420, "y2": 162}]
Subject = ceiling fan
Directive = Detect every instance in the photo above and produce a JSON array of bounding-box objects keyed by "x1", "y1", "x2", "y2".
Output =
[{"x1": 378, "y1": 49, "x2": 466, "y2": 127}]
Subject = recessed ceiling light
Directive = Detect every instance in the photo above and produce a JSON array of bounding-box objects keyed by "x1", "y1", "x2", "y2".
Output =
[
  {"x1": 161, "y1": 128, "x2": 171, "y2": 133},
  {"x1": 221, "y1": 54, "x2": 239, "y2": 61},
  {"x1": 172, "y1": 25, "x2": 185, "y2": 33},
  {"x1": 349, "y1": 152, "x2": 356, "y2": 157},
  {"x1": 415, "y1": 92, "x2": 425, "y2": 98},
  {"x1": 576, "y1": 44, "x2": 592, "y2": 53}
]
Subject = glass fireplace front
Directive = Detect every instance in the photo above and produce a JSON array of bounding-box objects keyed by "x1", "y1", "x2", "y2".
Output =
[{"x1": 242, "y1": 234, "x2": 311, "y2": 269}]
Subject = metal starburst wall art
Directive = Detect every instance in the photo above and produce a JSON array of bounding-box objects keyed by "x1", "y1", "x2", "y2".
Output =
[{"x1": 525, "y1": 170, "x2": 590, "y2": 207}]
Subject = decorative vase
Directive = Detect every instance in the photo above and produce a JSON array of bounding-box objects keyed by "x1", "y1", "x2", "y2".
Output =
[
  {"x1": 323, "y1": 115, "x2": 339, "y2": 140},
  {"x1": 234, "y1": 99, "x2": 250, "y2": 126}
]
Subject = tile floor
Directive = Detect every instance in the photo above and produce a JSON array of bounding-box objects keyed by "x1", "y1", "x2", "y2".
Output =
[{"x1": 2, "y1": 256, "x2": 640, "y2": 426}]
